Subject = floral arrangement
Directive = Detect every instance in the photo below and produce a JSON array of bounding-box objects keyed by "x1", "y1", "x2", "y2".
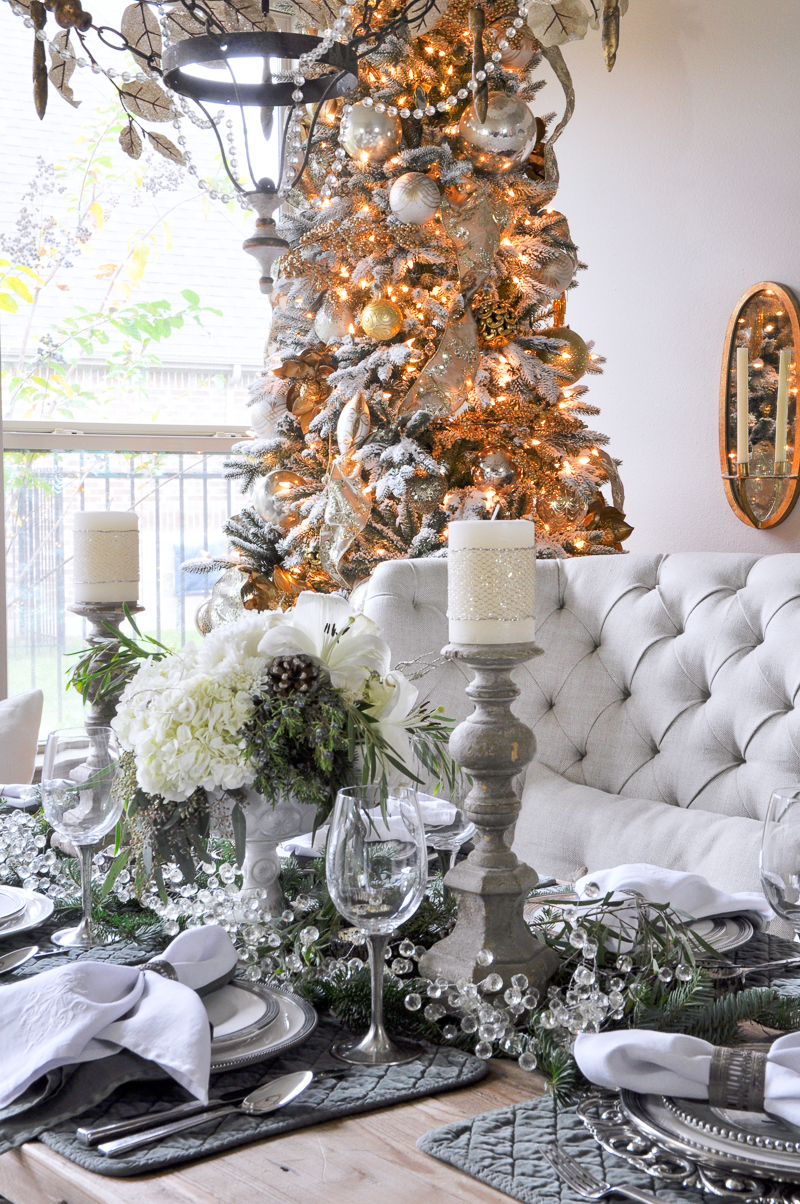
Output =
[{"x1": 106, "y1": 592, "x2": 456, "y2": 889}]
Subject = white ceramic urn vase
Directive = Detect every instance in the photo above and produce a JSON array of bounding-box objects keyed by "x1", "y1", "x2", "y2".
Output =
[{"x1": 239, "y1": 790, "x2": 318, "y2": 914}]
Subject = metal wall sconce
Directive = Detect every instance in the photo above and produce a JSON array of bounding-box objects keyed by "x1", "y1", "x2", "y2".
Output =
[{"x1": 720, "y1": 281, "x2": 800, "y2": 528}]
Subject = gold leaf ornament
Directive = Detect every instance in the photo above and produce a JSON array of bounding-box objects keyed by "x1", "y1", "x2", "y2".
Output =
[
  {"x1": 146, "y1": 131, "x2": 186, "y2": 164},
  {"x1": 120, "y1": 1, "x2": 162, "y2": 64},
  {"x1": 31, "y1": 0, "x2": 48, "y2": 120},
  {"x1": 48, "y1": 30, "x2": 79, "y2": 107},
  {"x1": 120, "y1": 79, "x2": 174, "y2": 122},
  {"x1": 601, "y1": 0, "x2": 620, "y2": 70},
  {"x1": 119, "y1": 120, "x2": 143, "y2": 159}
]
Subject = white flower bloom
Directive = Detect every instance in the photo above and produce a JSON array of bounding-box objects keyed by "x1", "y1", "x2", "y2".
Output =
[
  {"x1": 363, "y1": 670, "x2": 420, "y2": 784},
  {"x1": 257, "y1": 591, "x2": 390, "y2": 700}
]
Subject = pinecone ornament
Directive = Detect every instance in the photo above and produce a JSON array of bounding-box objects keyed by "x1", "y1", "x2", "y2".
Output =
[
  {"x1": 475, "y1": 298, "x2": 518, "y2": 348},
  {"x1": 263, "y1": 654, "x2": 321, "y2": 698}
]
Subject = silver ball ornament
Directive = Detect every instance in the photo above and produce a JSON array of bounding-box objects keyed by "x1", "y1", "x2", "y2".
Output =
[
  {"x1": 388, "y1": 172, "x2": 440, "y2": 225},
  {"x1": 535, "y1": 248, "x2": 578, "y2": 294},
  {"x1": 458, "y1": 92, "x2": 537, "y2": 173},
  {"x1": 475, "y1": 449, "x2": 518, "y2": 488},
  {"x1": 314, "y1": 295, "x2": 354, "y2": 342},
  {"x1": 251, "y1": 469, "x2": 304, "y2": 528},
  {"x1": 493, "y1": 24, "x2": 536, "y2": 70},
  {"x1": 341, "y1": 101, "x2": 402, "y2": 164}
]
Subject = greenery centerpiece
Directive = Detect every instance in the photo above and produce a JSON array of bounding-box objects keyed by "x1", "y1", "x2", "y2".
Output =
[{"x1": 98, "y1": 591, "x2": 455, "y2": 894}]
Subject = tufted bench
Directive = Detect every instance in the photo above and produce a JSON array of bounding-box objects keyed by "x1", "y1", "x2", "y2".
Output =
[{"x1": 359, "y1": 552, "x2": 800, "y2": 894}]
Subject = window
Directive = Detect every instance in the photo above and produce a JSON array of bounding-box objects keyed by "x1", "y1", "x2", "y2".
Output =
[{"x1": 1, "y1": 0, "x2": 277, "y2": 726}]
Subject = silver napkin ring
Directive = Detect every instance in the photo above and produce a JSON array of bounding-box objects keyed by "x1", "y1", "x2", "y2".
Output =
[
  {"x1": 136, "y1": 958, "x2": 178, "y2": 981},
  {"x1": 708, "y1": 1046, "x2": 767, "y2": 1112}
]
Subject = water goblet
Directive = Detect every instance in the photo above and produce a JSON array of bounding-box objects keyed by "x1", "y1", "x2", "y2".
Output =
[
  {"x1": 326, "y1": 784, "x2": 428, "y2": 1065},
  {"x1": 41, "y1": 727, "x2": 122, "y2": 948},
  {"x1": 761, "y1": 787, "x2": 800, "y2": 939}
]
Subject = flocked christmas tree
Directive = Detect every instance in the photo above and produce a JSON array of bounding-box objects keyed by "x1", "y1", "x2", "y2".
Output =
[{"x1": 190, "y1": 0, "x2": 633, "y2": 613}]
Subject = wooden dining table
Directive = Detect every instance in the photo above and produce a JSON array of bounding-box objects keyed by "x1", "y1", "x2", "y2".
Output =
[{"x1": 0, "y1": 1060, "x2": 543, "y2": 1204}]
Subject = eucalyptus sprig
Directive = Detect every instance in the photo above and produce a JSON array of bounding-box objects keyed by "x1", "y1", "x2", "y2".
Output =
[{"x1": 67, "y1": 603, "x2": 171, "y2": 702}]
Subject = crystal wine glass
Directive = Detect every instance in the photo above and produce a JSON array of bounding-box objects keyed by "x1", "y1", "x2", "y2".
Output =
[
  {"x1": 761, "y1": 787, "x2": 800, "y2": 939},
  {"x1": 41, "y1": 726, "x2": 122, "y2": 948},
  {"x1": 326, "y1": 784, "x2": 428, "y2": 1065}
]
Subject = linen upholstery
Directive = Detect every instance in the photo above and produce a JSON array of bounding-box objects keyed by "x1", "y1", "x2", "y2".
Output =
[
  {"x1": 359, "y1": 553, "x2": 800, "y2": 892},
  {"x1": 0, "y1": 689, "x2": 43, "y2": 785}
]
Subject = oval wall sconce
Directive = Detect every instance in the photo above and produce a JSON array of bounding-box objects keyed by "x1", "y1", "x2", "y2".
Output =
[{"x1": 719, "y1": 281, "x2": 800, "y2": 528}]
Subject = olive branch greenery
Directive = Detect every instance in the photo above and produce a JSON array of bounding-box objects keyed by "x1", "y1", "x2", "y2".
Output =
[{"x1": 66, "y1": 604, "x2": 170, "y2": 702}]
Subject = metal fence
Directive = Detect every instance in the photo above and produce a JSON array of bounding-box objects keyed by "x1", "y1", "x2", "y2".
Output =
[{"x1": 4, "y1": 449, "x2": 235, "y2": 732}]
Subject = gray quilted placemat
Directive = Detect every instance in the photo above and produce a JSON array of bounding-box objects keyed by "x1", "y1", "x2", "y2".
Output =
[
  {"x1": 38, "y1": 1015, "x2": 487, "y2": 1176},
  {"x1": 418, "y1": 1092, "x2": 705, "y2": 1204}
]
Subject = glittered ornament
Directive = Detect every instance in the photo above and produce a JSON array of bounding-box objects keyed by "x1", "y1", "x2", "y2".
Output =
[
  {"x1": 341, "y1": 102, "x2": 403, "y2": 164},
  {"x1": 475, "y1": 297, "x2": 518, "y2": 347},
  {"x1": 537, "y1": 485, "x2": 588, "y2": 531},
  {"x1": 314, "y1": 295, "x2": 354, "y2": 342},
  {"x1": 389, "y1": 172, "x2": 440, "y2": 225},
  {"x1": 208, "y1": 567, "x2": 246, "y2": 627},
  {"x1": 490, "y1": 23, "x2": 537, "y2": 70},
  {"x1": 475, "y1": 449, "x2": 518, "y2": 487},
  {"x1": 458, "y1": 92, "x2": 537, "y2": 174},
  {"x1": 336, "y1": 393, "x2": 371, "y2": 456},
  {"x1": 406, "y1": 472, "x2": 447, "y2": 512},
  {"x1": 361, "y1": 298, "x2": 404, "y2": 341},
  {"x1": 251, "y1": 469, "x2": 304, "y2": 528},
  {"x1": 537, "y1": 326, "x2": 589, "y2": 381}
]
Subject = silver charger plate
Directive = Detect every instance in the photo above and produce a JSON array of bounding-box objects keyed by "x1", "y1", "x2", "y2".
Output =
[
  {"x1": 579, "y1": 1090, "x2": 800, "y2": 1199},
  {"x1": 0, "y1": 888, "x2": 54, "y2": 937},
  {"x1": 208, "y1": 982, "x2": 317, "y2": 1072},
  {"x1": 688, "y1": 914, "x2": 754, "y2": 953}
]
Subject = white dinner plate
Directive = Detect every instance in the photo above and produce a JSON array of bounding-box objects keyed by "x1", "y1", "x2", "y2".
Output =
[
  {"x1": 204, "y1": 981, "x2": 280, "y2": 1038},
  {"x1": 0, "y1": 887, "x2": 54, "y2": 937},
  {"x1": 0, "y1": 887, "x2": 28, "y2": 925},
  {"x1": 207, "y1": 983, "x2": 317, "y2": 1071}
]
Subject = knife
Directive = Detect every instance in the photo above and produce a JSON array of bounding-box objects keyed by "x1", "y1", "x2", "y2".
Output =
[{"x1": 96, "y1": 1071, "x2": 315, "y2": 1157}]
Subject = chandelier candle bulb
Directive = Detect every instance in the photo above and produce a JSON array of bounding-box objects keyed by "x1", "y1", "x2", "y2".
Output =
[
  {"x1": 73, "y1": 512, "x2": 140, "y2": 604},
  {"x1": 736, "y1": 346, "x2": 750, "y2": 466},
  {"x1": 447, "y1": 519, "x2": 536, "y2": 645},
  {"x1": 775, "y1": 348, "x2": 791, "y2": 469}
]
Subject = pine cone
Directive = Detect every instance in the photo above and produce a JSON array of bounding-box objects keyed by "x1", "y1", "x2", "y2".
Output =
[{"x1": 263, "y1": 653, "x2": 321, "y2": 698}]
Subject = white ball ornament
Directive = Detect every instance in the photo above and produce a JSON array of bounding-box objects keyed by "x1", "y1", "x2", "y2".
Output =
[
  {"x1": 458, "y1": 91, "x2": 537, "y2": 173},
  {"x1": 314, "y1": 295, "x2": 354, "y2": 342},
  {"x1": 388, "y1": 172, "x2": 440, "y2": 225},
  {"x1": 535, "y1": 247, "x2": 578, "y2": 294},
  {"x1": 341, "y1": 101, "x2": 402, "y2": 164}
]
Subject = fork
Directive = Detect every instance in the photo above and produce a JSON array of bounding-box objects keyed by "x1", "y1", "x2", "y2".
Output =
[{"x1": 537, "y1": 1142, "x2": 662, "y2": 1204}]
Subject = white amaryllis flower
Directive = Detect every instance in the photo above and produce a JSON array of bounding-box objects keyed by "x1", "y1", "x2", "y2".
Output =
[
  {"x1": 257, "y1": 591, "x2": 390, "y2": 700},
  {"x1": 362, "y1": 669, "x2": 420, "y2": 785}
]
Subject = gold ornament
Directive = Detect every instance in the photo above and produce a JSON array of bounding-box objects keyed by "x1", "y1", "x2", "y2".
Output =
[
  {"x1": 457, "y1": 92, "x2": 537, "y2": 174},
  {"x1": 490, "y1": 23, "x2": 536, "y2": 70},
  {"x1": 361, "y1": 298, "x2": 403, "y2": 341},
  {"x1": 240, "y1": 567, "x2": 285, "y2": 611},
  {"x1": 537, "y1": 326, "x2": 589, "y2": 381},
  {"x1": 273, "y1": 347, "x2": 336, "y2": 432},
  {"x1": 340, "y1": 102, "x2": 403, "y2": 164},
  {"x1": 475, "y1": 297, "x2": 518, "y2": 347},
  {"x1": 537, "y1": 485, "x2": 588, "y2": 531},
  {"x1": 406, "y1": 472, "x2": 447, "y2": 512},
  {"x1": 583, "y1": 498, "x2": 634, "y2": 545}
]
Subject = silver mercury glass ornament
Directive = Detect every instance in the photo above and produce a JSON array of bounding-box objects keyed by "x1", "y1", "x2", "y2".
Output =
[
  {"x1": 458, "y1": 91, "x2": 537, "y2": 173},
  {"x1": 341, "y1": 101, "x2": 403, "y2": 164}
]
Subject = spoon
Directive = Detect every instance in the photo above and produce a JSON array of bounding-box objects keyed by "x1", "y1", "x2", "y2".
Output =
[{"x1": 97, "y1": 1070, "x2": 315, "y2": 1157}]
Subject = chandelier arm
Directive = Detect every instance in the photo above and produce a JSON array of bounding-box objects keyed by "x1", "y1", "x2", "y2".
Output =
[
  {"x1": 180, "y1": 0, "x2": 228, "y2": 38},
  {"x1": 194, "y1": 98, "x2": 248, "y2": 194},
  {"x1": 278, "y1": 102, "x2": 294, "y2": 191},
  {"x1": 223, "y1": 57, "x2": 260, "y2": 190}
]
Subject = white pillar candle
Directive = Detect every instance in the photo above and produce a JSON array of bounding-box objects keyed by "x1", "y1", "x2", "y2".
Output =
[
  {"x1": 775, "y1": 348, "x2": 791, "y2": 467},
  {"x1": 736, "y1": 346, "x2": 750, "y2": 465},
  {"x1": 448, "y1": 519, "x2": 536, "y2": 645},
  {"x1": 73, "y1": 511, "x2": 139, "y2": 604}
]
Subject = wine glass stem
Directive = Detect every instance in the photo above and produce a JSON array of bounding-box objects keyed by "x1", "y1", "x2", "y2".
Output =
[
  {"x1": 79, "y1": 844, "x2": 95, "y2": 933},
  {"x1": 367, "y1": 934, "x2": 389, "y2": 1041}
]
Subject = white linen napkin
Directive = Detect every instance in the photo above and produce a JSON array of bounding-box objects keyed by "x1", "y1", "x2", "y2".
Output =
[
  {"x1": 575, "y1": 864, "x2": 774, "y2": 929},
  {"x1": 574, "y1": 1029, "x2": 800, "y2": 1127},
  {"x1": 280, "y1": 794, "x2": 457, "y2": 858},
  {"x1": 0, "y1": 925, "x2": 238, "y2": 1109},
  {"x1": 0, "y1": 785, "x2": 40, "y2": 811}
]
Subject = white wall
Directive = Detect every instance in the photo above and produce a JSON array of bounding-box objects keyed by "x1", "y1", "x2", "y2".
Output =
[{"x1": 551, "y1": 0, "x2": 800, "y2": 553}]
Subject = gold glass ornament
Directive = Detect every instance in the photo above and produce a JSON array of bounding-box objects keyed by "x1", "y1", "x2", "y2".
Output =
[
  {"x1": 537, "y1": 326, "x2": 589, "y2": 381},
  {"x1": 475, "y1": 297, "x2": 518, "y2": 347},
  {"x1": 475, "y1": 449, "x2": 518, "y2": 487},
  {"x1": 388, "y1": 172, "x2": 441, "y2": 225},
  {"x1": 457, "y1": 92, "x2": 537, "y2": 174},
  {"x1": 537, "y1": 485, "x2": 588, "y2": 531},
  {"x1": 360, "y1": 298, "x2": 403, "y2": 341},
  {"x1": 341, "y1": 102, "x2": 403, "y2": 164}
]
